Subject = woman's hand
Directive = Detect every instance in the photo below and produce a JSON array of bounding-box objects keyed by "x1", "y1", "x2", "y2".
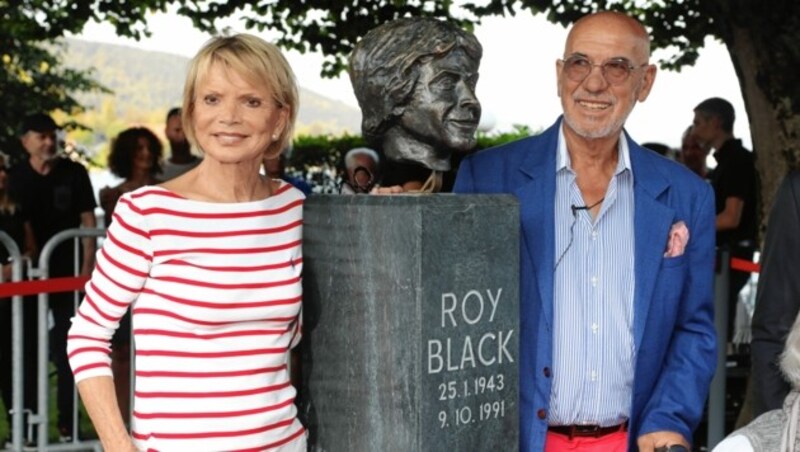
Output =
[{"x1": 76, "y1": 376, "x2": 138, "y2": 452}]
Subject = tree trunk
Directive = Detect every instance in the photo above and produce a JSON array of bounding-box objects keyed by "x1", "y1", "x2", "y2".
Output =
[{"x1": 708, "y1": 0, "x2": 800, "y2": 241}]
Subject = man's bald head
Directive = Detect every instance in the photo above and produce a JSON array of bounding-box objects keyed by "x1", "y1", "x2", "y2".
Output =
[
  {"x1": 566, "y1": 11, "x2": 651, "y2": 62},
  {"x1": 557, "y1": 10, "x2": 657, "y2": 140}
]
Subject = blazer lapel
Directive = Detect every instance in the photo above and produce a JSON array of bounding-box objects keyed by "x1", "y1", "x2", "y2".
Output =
[
  {"x1": 517, "y1": 120, "x2": 560, "y2": 331},
  {"x1": 629, "y1": 137, "x2": 676, "y2": 348}
]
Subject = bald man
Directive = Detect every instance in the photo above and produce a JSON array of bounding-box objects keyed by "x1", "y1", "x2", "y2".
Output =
[{"x1": 454, "y1": 11, "x2": 716, "y2": 452}]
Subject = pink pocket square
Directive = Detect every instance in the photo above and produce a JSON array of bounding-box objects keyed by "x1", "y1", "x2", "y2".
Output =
[{"x1": 664, "y1": 221, "x2": 690, "y2": 258}]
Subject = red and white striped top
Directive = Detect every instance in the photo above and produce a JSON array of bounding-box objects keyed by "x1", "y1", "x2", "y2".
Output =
[{"x1": 67, "y1": 183, "x2": 306, "y2": 451}]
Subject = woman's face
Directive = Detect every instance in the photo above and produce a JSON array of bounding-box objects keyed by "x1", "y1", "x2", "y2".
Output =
[
  {"x1": 191, "y1": 62, "x2": 287, "y2": 167},
  {"x1": 133, "y1": 137, "x2": 154, "y2": 175}
]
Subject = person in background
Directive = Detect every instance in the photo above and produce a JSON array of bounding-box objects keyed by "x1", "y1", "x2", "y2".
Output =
[
  {"x1": 263, "y1": 151, "x2": 312, "y2": 196},
  {"x1": 0, "y1": 151, "x2": 35, "y2": 281},
  {"x1": 678, "y1": 125, "x2": 711, "y2": 180},
  {"x1": 693, "y1": 97, "x2": 758, "y2": 343},
  {"x1": 67, "y1": 34, "x2": 306, "y2": 451},
  {"x1": 160, "y1": 107, "x2": 201, "y2": 180},
  {"x1": 715, "y1": 308, "x2": 800, "y2": 451},
  {"x1": 340, "y1": 147, "x2": 380, "y2": 194},
  {"x1": 99, "y1": 126, "x2": 163, "y2": 225},
  {"x1": 751, "y1": 171, "x2": 800, "y2": 417},
  {"x1": 0, "y1": 151, "x2": 37, "y2": 445},
  {"x1": 454, "y1": 11, "x2": 716, "y2": 452},
  {"x1": 97, "y1": 126, "x2": 163, "y2": 426},
  {"x1": 9, "y1": 113, "x2": 97, "y2": 441}
]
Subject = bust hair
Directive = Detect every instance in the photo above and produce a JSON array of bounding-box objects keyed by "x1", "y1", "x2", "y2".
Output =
[
  {"x1": 182, "y1": 34, "x2": 299, "y2": 159},
  {"x1": 344, "y1": 147, "x2": 380, "y2": 170},
  {"x1": 348, "y1": 18, "x2": 482, "y2": 148},
  {"x1": 108, "y1": 127, "x2": 163, "y2": 179},
  {"x1": 694, "y1": 97, "x2": 735, "y2": 133},
  {"x1": 780, "y1": 311, "x2": 800, "y2": 388}
]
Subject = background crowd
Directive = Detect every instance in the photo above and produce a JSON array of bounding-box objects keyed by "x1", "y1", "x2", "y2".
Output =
[{"x1": 0, "y1": 13, "x2": 793, "y2": 451}]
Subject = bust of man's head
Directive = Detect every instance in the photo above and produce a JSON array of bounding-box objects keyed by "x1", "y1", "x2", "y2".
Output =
[{"x1": 349, "y1": 18, "x2": 482, "y2": 172}]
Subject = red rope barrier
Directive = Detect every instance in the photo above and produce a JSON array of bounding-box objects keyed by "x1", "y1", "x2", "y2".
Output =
[
  {"x1": 730, "y1": 257, "x2": 760, "y2": 274},
  {"x1": 0, "y1": 257, "x2": 764, "y2": 299},
  {"x1": 0, "y1": 276, "x2": 89, "y2": 298}
]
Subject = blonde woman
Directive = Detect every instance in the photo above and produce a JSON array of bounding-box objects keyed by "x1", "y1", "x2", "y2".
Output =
[{"x1": 67, "y1": 34, "x2": 305, "y2": 451}]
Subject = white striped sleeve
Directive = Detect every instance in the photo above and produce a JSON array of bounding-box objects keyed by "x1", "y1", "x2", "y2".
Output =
[{"x1": 67, "y1": 193, "x2": 152, "y2": 382}]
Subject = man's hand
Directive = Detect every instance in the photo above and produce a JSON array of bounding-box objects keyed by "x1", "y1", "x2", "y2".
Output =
[
  {"x1": 637, "y1": 431, "x2": 689, "y2": 452},
  {"x1": 370, "y1": 184, "x2": 405, "y2": 195}
]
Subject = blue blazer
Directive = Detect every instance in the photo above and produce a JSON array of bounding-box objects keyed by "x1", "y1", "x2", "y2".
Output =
[{"x1": 454, "y1": 118, "x2": 717, "y2": 451}]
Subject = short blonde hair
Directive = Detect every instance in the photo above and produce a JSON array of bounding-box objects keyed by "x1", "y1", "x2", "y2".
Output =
[{"x1": 182, "y1": 34, "x2": 299, "y2": 159}]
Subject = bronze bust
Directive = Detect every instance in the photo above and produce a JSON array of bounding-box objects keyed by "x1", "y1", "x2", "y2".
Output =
[{"x1": 349, "y1": 18, "x2": 482, "y2": 191}]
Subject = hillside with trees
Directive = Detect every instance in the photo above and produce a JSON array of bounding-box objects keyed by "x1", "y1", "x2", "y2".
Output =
[
  {"x1": 58, "y1": 38, "x2": 361, "y2": 161},
  {"x1": 4, "y1": 0, "x2": 797, "y2": 224}
]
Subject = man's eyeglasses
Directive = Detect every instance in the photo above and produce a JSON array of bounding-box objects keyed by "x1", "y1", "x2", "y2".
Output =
[
  {"x1": 341, "y1": 166, "x2": 375, "y2": 194},
  {"x1": 561, "y1": 55, "x2": 648, "y2": 86}
]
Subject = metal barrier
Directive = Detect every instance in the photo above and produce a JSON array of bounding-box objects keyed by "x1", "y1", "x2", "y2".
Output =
[
  {"x1": 707, "y1": 247, "x2": 730, "y2": 449},
  {"x1": 0, "y1": 231, "x2": 25, "y2": 451},
  {"x1": 24, "y1": 228, "x2": 105, "y2": 452},
  {"x1": 705, "y1": 247, "x2": 761, "y2": 450},
  {"x1": 1, "y1": 228, "x2": 761, "y2": 450}
]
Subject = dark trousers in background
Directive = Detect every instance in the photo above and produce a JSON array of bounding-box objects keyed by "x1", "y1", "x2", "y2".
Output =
[
  {"x1": 49, "y1": 291, "x2": 77, "y2": 436},
  {"x1": 111, "y1": 311, "x2": 132, "y2": 426}
]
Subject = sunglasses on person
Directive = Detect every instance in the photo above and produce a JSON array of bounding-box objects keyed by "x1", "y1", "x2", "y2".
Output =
[{"x1": 561, "y1": 54, "x2": 649, "y2": 86}]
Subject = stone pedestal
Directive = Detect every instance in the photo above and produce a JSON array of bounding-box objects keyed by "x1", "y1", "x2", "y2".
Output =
[{"x1": 301, "y1": 194, "x2": 519, "y2": 451}]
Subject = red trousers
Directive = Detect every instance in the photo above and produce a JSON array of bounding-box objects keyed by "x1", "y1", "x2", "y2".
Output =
[{"x1": 544, "y1": 430, "x2": 628, "y2": 452}]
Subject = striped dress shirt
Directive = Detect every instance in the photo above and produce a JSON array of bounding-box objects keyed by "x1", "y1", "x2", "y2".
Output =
[
  {"x1": 548, "y1": 127, "x2": 636, "y2": 427},
  {"x1": 67, "y1": 183, "x2": 306, "y2": 451}
]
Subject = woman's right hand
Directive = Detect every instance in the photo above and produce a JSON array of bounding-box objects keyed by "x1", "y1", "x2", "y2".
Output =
[
  {"x1": 102, "y1": 438, "x2": 138, "y2": 452},
  {"x1": 75, "y1": 377, "x2": 139, "y2": 452}
]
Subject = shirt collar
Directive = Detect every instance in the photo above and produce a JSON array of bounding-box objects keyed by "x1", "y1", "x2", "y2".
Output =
[
  {"x1": 556, "y1": 125, "x2": 632, "y2": 175},
  {"x1": 712, "y1": 138, "x2": 742, "y2": 164}
]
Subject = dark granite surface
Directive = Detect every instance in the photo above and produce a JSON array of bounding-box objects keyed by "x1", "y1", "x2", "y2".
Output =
[{"x1": 301, "y1": 194, "x2": 519, "y2": 451}]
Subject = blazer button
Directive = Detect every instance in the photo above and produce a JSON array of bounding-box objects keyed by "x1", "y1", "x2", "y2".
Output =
[
  {"x1": 543, "y1": 367, "x2": 551, "y2": 378},
  {"x1": 537, "y1": 409, "x2": 546, "y2": 419}
]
